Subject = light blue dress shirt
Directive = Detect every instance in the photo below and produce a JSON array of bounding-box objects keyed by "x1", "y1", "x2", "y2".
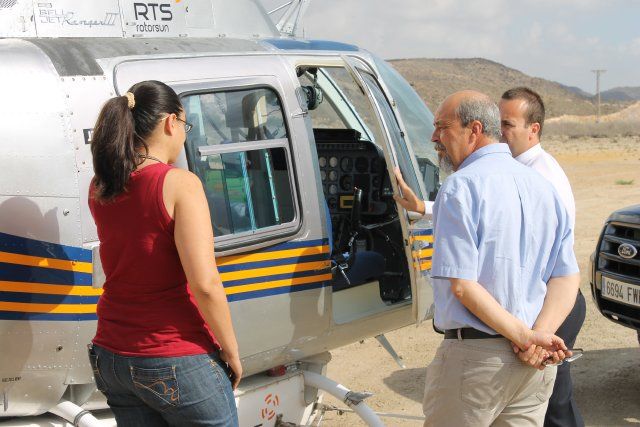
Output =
[{"x1": 431, "y1": 143, "x2": 579, "y2": 334}]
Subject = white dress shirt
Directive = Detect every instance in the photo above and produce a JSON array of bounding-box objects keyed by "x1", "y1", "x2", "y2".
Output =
[
  {"x1": 515, "y1": 143, "x2": 576, "y2": 228},
  {"x1": 417, "y1": 200, "x2": 434, "y2": 220}
]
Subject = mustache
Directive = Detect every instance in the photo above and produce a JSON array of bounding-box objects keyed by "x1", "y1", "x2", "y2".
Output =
[{"x1": 434, "y1": 143, "x2": 446, "y2": 152}]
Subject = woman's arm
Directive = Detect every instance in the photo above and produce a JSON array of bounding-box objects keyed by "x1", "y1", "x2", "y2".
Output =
[{"x1": 166, "y1": 169, "x2": 242, "y2": 388}]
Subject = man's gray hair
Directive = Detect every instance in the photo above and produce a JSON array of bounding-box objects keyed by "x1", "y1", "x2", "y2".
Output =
[{"x1": 455, "y1": 98, "x2": 502, "y2": 141}]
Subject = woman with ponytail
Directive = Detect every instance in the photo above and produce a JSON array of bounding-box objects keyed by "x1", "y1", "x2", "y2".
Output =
[{"x1": 88, "y1": 80, "x2": 241, "y2": 426}]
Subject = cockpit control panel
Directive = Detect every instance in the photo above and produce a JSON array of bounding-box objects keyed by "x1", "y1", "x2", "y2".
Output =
[{"x1": 314, "y1": 129, "x2": 393, "y2": 216}]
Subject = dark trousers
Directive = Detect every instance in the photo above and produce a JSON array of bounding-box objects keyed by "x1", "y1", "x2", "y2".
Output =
[{"x1": 544, "y1": 291, "x2": 586, "y2": 427}]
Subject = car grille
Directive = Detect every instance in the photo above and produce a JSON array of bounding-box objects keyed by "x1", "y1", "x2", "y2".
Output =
[{"x1": 598, "y1": 222, "x2": 640, "y2": 280}]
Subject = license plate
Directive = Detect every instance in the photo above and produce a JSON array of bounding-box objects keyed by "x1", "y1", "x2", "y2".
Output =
[{"x1": 601, "y1": 276, "x2": 640, "y2": 308}]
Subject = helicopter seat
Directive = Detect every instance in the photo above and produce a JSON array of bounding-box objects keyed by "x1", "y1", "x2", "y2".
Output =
[{"x1": 325, "y1": 203, "x2": 386, "y2": 292}]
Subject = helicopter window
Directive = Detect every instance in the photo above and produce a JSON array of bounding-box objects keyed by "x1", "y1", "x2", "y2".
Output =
[
  {"x1": 359, "y1": 72, "x2": 423, "y2": 201},
  {"x1": 298, "y1": 67, "x2": 385, "y2": 147},
  {"x1": 184, "y1": 87, "x2": 287, "y2": 146},
  {"x1": 372, "y1": 56, "x2": 440, "y2": 199},
  {"x1": 298, "y1": 72, "x2": 346, "y2": 129},
  {"x1": 196, "y1": 147, "x2": 294, "y2": 236},
  {"x1": 182, "y1": 87, "x2": 296, "y2": 238}
]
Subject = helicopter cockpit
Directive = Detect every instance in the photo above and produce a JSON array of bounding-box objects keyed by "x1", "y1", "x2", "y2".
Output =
[{"x1": 298, "y1": 65, "x2": 412, "y2": 309}]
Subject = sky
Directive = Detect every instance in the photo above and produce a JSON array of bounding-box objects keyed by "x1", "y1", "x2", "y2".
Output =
[{"x1": 262, "y1": 0, "x2": 640, "y2": 93}]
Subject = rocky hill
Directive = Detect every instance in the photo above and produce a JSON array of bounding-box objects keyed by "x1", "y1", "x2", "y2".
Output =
[
  {"x1": 600, "y1": 86, "x2": 640, "y2": 102},
  {"x1": 389, "y1": 58, "x2": 630, "y2": 118},
  {"x1": 559, "y1": 84, "x2": 593, "y2": 99}
]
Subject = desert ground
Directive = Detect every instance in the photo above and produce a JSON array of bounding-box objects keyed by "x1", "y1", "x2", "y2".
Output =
[{"x1": 321, "y1": 135, "x2": 640, "y2": 426}]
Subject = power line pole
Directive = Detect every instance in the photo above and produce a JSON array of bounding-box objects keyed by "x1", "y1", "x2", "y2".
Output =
[{"x1": 591, "y1": 69, "x2": 606, "y2": 122}]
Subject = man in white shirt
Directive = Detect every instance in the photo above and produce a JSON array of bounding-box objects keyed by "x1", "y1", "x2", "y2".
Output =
[
  {"x1": 500, "y1": 88, "x2": 575, "y2": 226},
  {"x1": 499, "y1": 87, "x2": 585, "y2": 427}
]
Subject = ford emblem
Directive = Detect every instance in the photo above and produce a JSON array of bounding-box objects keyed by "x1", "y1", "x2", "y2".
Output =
[{"x1": 618, "y1": 243, "x2": 638, "y2": 259}]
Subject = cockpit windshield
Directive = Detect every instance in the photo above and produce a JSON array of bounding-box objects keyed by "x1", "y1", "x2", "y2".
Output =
[
  {"x1": 372, "y1": 56, "x2": 440, "y2": 199},
  {"x1": 299, "y1": 67, "x2": 385, "y2": 147}
]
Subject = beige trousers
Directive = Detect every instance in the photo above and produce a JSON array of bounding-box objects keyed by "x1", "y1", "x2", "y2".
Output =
[{"x1": 423, "y1": 338, "x2": 557, "y2": 427}]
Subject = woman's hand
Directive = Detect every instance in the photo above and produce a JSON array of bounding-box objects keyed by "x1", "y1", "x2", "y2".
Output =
[{"x1": 220, "y1": 350, "x2": 243, "y2": 390}]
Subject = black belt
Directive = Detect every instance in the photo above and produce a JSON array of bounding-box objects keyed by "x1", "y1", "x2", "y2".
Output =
[{"x1": 444, "y1": 328, "x2": 503, "y2": 340}]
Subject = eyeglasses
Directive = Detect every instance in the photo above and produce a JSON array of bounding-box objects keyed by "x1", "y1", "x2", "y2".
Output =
[
  {"x1": 544, "y1": 348, "x2": 583, "y2": 367},
  {"x1": 176, "y1": 117, "x2": 193, "y2": 133}
]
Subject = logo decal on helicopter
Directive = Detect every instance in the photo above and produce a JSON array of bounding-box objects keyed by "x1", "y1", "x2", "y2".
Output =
[
  {"x1": 37, "y1": 5, "x2": 119, "y2": 28},
  {"x1": 260, "y1": 393, "x2": 280, "y2": 421},
  {"x1": 132, "y1": 2, "x2": 173, "y2": 33}
]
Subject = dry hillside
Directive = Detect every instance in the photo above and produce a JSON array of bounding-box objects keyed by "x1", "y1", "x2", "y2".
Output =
[
  {"x1": 548, "y1": 101, "x2": 640, "y2": 123},
  {"x1": 389, "y1": 58, "x2": 629, "y2": 118},
  {"x1": 543, "y1": 102, "x2": 640, "y2": 137}
]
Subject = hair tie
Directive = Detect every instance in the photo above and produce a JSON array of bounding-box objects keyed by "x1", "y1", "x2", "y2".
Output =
[{"x1": 124, "y1": 92, "x2": 135, "y2": 109}]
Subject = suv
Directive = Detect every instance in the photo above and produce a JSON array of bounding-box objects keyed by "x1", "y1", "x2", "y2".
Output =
[{"x1": 590, "y1": 204, "x2": 640, "y2": 344}]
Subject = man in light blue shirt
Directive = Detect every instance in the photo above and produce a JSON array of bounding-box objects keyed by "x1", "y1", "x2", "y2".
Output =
[
  {"x1": 431, "y1": 138, "x2": 576, "y2": 336},
  {"x1": 421, "y1": 91, "x2": 580, "y2": 427},
  {"x1": 500, "y1": 87, "x2": 584, "y2": 427}
]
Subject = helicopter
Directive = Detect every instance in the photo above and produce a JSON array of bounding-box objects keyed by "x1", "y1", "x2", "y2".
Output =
[{"x1": 0, "y1": 0, "x2": 439, "y2": 425}]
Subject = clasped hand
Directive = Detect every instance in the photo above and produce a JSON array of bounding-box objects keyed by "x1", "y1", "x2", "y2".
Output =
[{"x1": 511, "y1": 329, "x2": 572, "y2": 370}]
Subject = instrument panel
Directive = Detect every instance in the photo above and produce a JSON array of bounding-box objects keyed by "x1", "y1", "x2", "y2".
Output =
[{"x1": 316, "y1": 135, "x2": 393, "y2": 216}]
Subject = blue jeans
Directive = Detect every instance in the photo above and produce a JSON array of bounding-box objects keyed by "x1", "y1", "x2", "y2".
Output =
[{"x1": 88, "y1": 344, "x2": 238, "y2": 427}]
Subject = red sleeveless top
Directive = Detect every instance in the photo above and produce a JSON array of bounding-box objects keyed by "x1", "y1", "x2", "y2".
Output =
[{"x1": 89, "y1": 163, "x2": 219, "y2": 356}]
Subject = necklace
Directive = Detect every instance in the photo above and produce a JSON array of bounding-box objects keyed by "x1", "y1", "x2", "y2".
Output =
[{"x1": 136, "y1": 153, "x2": 164, "y2": 164}]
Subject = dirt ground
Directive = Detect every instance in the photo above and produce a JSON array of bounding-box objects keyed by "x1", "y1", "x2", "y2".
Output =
[{"x1": 321, "y1": 136, "x2": 640, "y2": 426}]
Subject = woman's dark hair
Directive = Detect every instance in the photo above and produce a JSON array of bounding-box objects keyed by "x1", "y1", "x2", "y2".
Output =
[{"x1": 91, "y1": 80, "x2": 182, "y2": 201}]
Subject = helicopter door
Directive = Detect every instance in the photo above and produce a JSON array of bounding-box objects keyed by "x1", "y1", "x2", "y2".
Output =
[
  {"x1": 342, "y1": 56, "x2": 433, "y2": 324},
  {"x1": 114, "y1": 56, "x2": 331, "y2": 369}
]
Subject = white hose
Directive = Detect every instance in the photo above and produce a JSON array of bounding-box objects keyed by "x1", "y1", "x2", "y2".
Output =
[
  {"x1": 49, "y1": 400, "x2": 102, "y2": 427},
  {"x1": 302, "y1": 371, "x2": 385, "y2": 427}
]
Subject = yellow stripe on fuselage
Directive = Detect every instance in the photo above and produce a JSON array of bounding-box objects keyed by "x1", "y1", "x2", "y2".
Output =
[
  {"x1": 0, "y1": 251, "x2": 92, "y2": 274},
  {"x1": 411, "y1": 235, "x2": 433, "y2": 243},
  {"x1": 411, "y1": 248, "x2": 434, "y2": 259},
  {"x1": 411, "y1": 234, "x2": 434, "y2": 271},
  {"x1": 0, "y1": 280, "x2": 102, "y2": 296},
  {"x1": 217, "y1": 245, "x2": 329, "y2": 266},
  {"x1": 0, "y1": 302, "x2": 97, "y2": 314},
  {"x1": 0, "y1": 244, "x2": 331, "y2": 307},
  {"x1": 219, "y1": 260, "x2": 330, "y2": 282},
  {"x1": 225, "y1": 273, "x2": 332, "y2": 295},
  {"x1": 419, "y1": 261, "x2": 432, "y2": 270}
]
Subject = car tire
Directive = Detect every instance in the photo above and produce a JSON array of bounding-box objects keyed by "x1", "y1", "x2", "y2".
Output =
[{"x1": 637, "y1": 330, "x2": 640, "y2": 346}]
